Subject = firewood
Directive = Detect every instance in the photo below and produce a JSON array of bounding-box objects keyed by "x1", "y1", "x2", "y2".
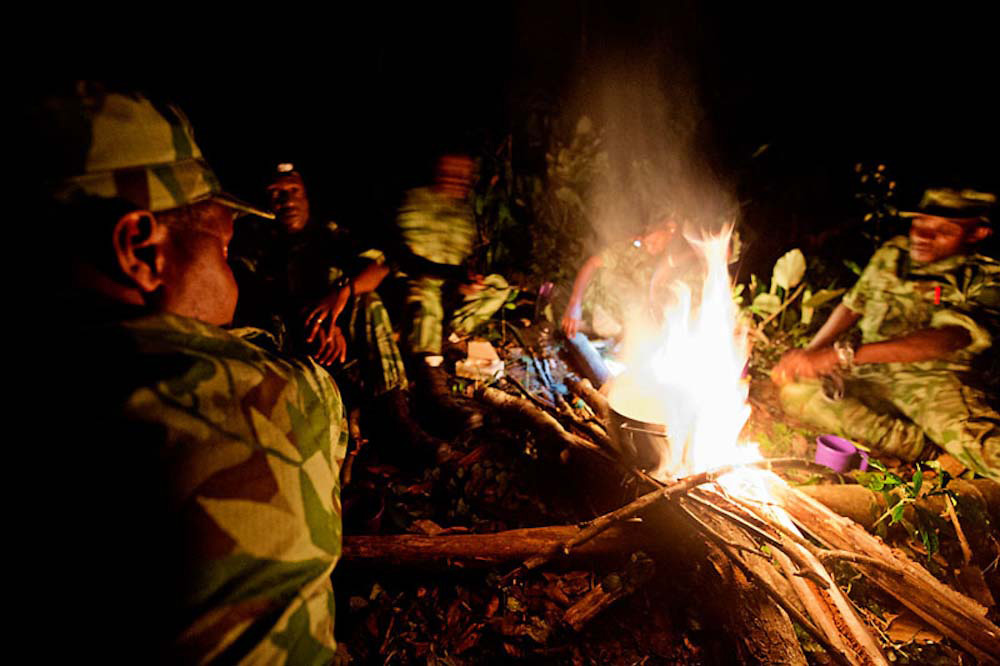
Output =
[
  {"x1": 562, "y1": 553, "x2": 655, "y2": 631},
  {"x1": 797, "y1": 479, "x2": 1000, "y2": 531},
  {"x1": 475, "y1": 386, "x2": 606, "y2": 456},
  {"x1": 772, "y1": 482, "x2": 1000, "y2": 664},
  {"x1": 341, "y1": 523, "x2": 651, "y2": 568},
  {"x1": 522, "y1": 466, "x2": 733, "y2": 571},
  {"x1": 564, "y1": 374, "x2": 610, "y2": 425}
]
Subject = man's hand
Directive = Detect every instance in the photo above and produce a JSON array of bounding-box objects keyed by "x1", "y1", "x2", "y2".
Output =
[
  {"x1": 304, "y1": 287, "x2": 351, "y2": 366},
  {"x1": 561, "y1": 304, "x2": 583, "y2": 337},
  {"x1": 310, "y1": 326, "x2": 348, "y2": 366},
  {"x1": 771, "y1": 347, "x2": 839, "y2": 385},
  {"x1": 458, "y1": 273, "x2": 486, "y2": 297},
  {"x1": 305, "y1": 288, "x2": 350, "y2": 343}
]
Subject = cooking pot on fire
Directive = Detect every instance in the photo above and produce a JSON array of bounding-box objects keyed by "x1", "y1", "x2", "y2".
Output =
[{"x1": 608, "y1": 406, "x2": 669, "y2": 472}]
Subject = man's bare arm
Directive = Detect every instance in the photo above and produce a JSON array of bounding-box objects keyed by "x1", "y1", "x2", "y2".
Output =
[
  {"x1": 562, "y1": 254, "x2": 604, "y2": 336},
  {"x1": 805, "y1": 303, "x2": 861, "y2": 350},
  {"x1": 773, "y1": 324, "x2": 972, "y2": 384},
  {"x1": 854, "y1": 325, "x2": 971, "y2": 364}
]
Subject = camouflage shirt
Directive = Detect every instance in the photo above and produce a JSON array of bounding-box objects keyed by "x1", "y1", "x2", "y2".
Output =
[
  {"x1": 74, "y1": 311, "x2": 347, "y2": 664},
  {"x1": 396, "y1": 187, "x2": 476, "y2": 268},
  {"x1": 230, "y1": 218, "x2": 383, "y2": 352},
  {"x1": 842, "y1": 236, "x2": 1000, "y2": 372}
]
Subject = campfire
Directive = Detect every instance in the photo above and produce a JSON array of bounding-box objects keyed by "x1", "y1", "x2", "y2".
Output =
[{"x1": 343, "y1": 225, "x2": 1000, "y2": 663}]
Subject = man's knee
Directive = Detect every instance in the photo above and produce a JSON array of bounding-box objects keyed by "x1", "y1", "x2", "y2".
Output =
[{"x1": 778, "y1": 380, "x2": 824, "y2": 420}]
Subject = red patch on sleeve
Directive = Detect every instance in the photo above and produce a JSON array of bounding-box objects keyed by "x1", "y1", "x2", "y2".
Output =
[{"x1": 934, "y1": 285, "x2": 941, "y2": 305}]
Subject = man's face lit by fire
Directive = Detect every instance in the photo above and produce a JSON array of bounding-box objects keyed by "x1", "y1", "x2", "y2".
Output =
[
  {"x1": 908, "y1": 214, "x2": 986, "y2": 264},
  {"x1": 267, "y1": 173, "x2": 311, "y2": 233},
  {"x1": 634, "y1": 220, "x2": 678, "y2": 255},
  {"x1": 435, "y1": 155, "x2": 475, "y2": 201}
]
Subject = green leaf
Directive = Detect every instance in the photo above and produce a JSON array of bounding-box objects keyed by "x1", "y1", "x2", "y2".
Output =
[
  {"x1": 801, "y1": 288, "x2": 814, "y2": 326},
  {"x1": 751, "y1": 292, "x2": 782, "y2": 315},
  {"x1": 921, "y1": 525, "x2": 939, "y2": 557},
  {"x1": 844, "y1": 259, "x2": 863, "y2": 276},
  {"x1": 772, "y1": 249, "x2": 807, "y2": 291},
  {"x1": 890, "y1": 503, "x2": 905, "y2": 524},
  {"x1": 912, "y1": 467, "x2": 924, "y2": 496},
  {"x1": 801, "y1": 288, "x2": 847, "y2": 309}
]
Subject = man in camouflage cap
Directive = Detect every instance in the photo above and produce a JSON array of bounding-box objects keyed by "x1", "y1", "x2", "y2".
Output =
[
  {"x1": 772, "y1": 187, "x2": 1000, "y2": 479},
  {"x1": 40, "y1": 84, "x2": 347, "y2": 663}
]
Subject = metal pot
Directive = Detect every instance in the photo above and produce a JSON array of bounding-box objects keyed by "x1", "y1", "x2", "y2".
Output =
[{"x1": 608, "y1": 406, "x2": 669, "y2": 471}]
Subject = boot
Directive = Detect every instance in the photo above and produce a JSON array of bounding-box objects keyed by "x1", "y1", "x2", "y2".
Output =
[
  {"x1": 413, "y1": 359, "x2": 484, "y2": 433},
  {"x1": 373, "y1": 389, "x2": 453, "y2": 465}
]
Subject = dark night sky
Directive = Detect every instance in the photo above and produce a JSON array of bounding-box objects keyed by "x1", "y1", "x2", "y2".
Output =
[{"x1": 34, "y1": 2, "x2": 999, "y2": 251}]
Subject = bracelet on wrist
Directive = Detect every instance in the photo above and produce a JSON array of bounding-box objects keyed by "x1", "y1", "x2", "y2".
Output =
[{"x1": 833, "y1": 339, "x2": 856, "y2": 371}]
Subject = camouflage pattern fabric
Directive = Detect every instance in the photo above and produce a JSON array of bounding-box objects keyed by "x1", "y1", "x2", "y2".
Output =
[
  {"x1": 41, "y1": 87, "x2": 272, "y2": 218},
  {"x1": 230, "y1": 219, "x2": 408, "y2": 397},
  {"x1": 87, "y1": 312, "x2": 347, "y2": 663},
  {"x1": 395, "y1": 187, "x2": 510, "y2": 354},
  {"x1": 582, "y1": 243, "x2": 678, "y2": 337},
  {"x1": 346, "y1": 292, "x2": 408, "y2": 396},
  {"x1": 780, "y1": 236, "x2": 1000, "y2": 478},
  {"x1": 405, "y1": 273, "x2": 511, "y2": 355},
  {"x1": 396, "y1": 187, "x2": 476, "y2": 266}
]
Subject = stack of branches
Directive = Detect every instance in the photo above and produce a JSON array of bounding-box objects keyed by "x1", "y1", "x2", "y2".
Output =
[{"x1": 345, "y1": 337, "x2": 1000, "y2": 664}]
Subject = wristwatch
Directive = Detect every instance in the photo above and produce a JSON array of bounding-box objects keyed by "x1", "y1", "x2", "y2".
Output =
[{"x1": 833, "y1": 339, "x2": 856, "y2": 372}]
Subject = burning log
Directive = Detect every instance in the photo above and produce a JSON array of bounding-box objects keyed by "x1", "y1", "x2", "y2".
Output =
[
  {"x1": 341, "y1": 523, "x2": 651, "y2": 569},
  {"x1": 522, "y1": 466, "x2": 734, "y2": 571},
  {"x1": 772, "y1": 483, "x2": 1000, "y2": 664}
]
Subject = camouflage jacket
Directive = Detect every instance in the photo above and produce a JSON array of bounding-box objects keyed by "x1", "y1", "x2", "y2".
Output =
[
  {"x1": 395, "y1": 187, "x2": 476, "y2": 269},
  {"x1": 842, "y1": 236, "x2": 1000, "y2": 373},
  {"x1": 230, "y1": 218, "x2": 382, "y2": 352},
  {"x1": 73, "y1": 311, "x2": 346, "y2": 664}
]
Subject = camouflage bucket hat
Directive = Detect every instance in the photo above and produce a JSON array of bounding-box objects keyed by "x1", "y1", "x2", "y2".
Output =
[
  {"x1": 42, "y1": 87, "x2": 273, "y2": 219},
  {"x1": 899, "y1": 188, "x2": 995, "y2": 224}
]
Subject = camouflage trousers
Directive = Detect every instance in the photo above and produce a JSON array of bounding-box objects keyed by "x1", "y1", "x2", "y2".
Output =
[
  {"x1": 344, "y1": 292, "x2": 408, "y2": 396},
  {"x1": 779, "y1": 366, "x2": 1000, "y2": 479},
  {"x1": 405, "y1": 273, "x2": 511, "y2": 355}
]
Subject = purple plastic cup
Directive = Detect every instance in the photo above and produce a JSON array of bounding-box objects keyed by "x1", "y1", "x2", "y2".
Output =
[{"x1": 815, "y1": 434, "x2": 869, "y2": 473}]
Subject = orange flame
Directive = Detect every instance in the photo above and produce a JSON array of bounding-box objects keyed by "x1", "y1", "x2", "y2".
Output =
[{"x1": 607, "y1": 225, "x2": 760, "y2": 480}]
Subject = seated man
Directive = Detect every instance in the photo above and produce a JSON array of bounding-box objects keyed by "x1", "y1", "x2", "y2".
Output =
[
  {"x1": 43, "y1": 86, "x2": 347, "y2": 662},
  {"x1": 772, "y1": 188, "x2": 1000, "y2": 479},
  {"x1": 394, "y1": 152, "x2": 512, "y2": 429},
  {"x1": 230, "y1": 164, "x2": 448, "y2": 462}
]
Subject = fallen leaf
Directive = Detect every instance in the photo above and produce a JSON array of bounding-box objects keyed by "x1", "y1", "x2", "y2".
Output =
[{"x1": 885, "y1": 610, "x2": 943, "y2": 644}]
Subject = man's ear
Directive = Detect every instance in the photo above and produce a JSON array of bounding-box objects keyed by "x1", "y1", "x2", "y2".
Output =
[
  {"x1": 112, "y1": 210, "x2": 169, "y2": 293},
  {"x1": 969, "y1": 225, "x2": 993, "y2": 244}
]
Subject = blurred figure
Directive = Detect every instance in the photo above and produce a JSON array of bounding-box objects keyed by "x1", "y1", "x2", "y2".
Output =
[
  {"x1": 230, "y1": 164, "x2": 450, "y2": 463},
  {"x1": 562, "y1": 217, "x2": 686, "y2": 340},
  {"x1": 772, "y1": 188, "x2": 1000, "y2": 479},
  {"x1": 394, "y1": 153, "x2": 512, "y2": 431},
  {"x1": 43, "y1": 85, "x2": 346, "y2": 662}
]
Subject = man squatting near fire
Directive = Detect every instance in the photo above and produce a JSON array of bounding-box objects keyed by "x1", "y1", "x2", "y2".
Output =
[
  {"x1": 561, "y1": 215, "x2": 695, "y2": 341},
  {"x1": 772, "y1": 188, "x2": 1000, "y2": 480},
  {"x1": 44, "y1": 86, "x2": 347, "y2": 661},
  {"x1": 229, "y1": 163, "x2": 453, "y2": 464},
  {"x1": 393, "y1": 152, "x2": 512, "y2": 429}
]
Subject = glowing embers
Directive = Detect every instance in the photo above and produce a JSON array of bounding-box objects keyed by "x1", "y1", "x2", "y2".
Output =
[{"x1": 606, "y1": 227, "x2": 759, "y2": 479}]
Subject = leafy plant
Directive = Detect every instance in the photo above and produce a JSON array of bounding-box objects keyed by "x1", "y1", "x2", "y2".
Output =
[{"x1": 858, "y1": 460, "x2": 957, "y2": 557}]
